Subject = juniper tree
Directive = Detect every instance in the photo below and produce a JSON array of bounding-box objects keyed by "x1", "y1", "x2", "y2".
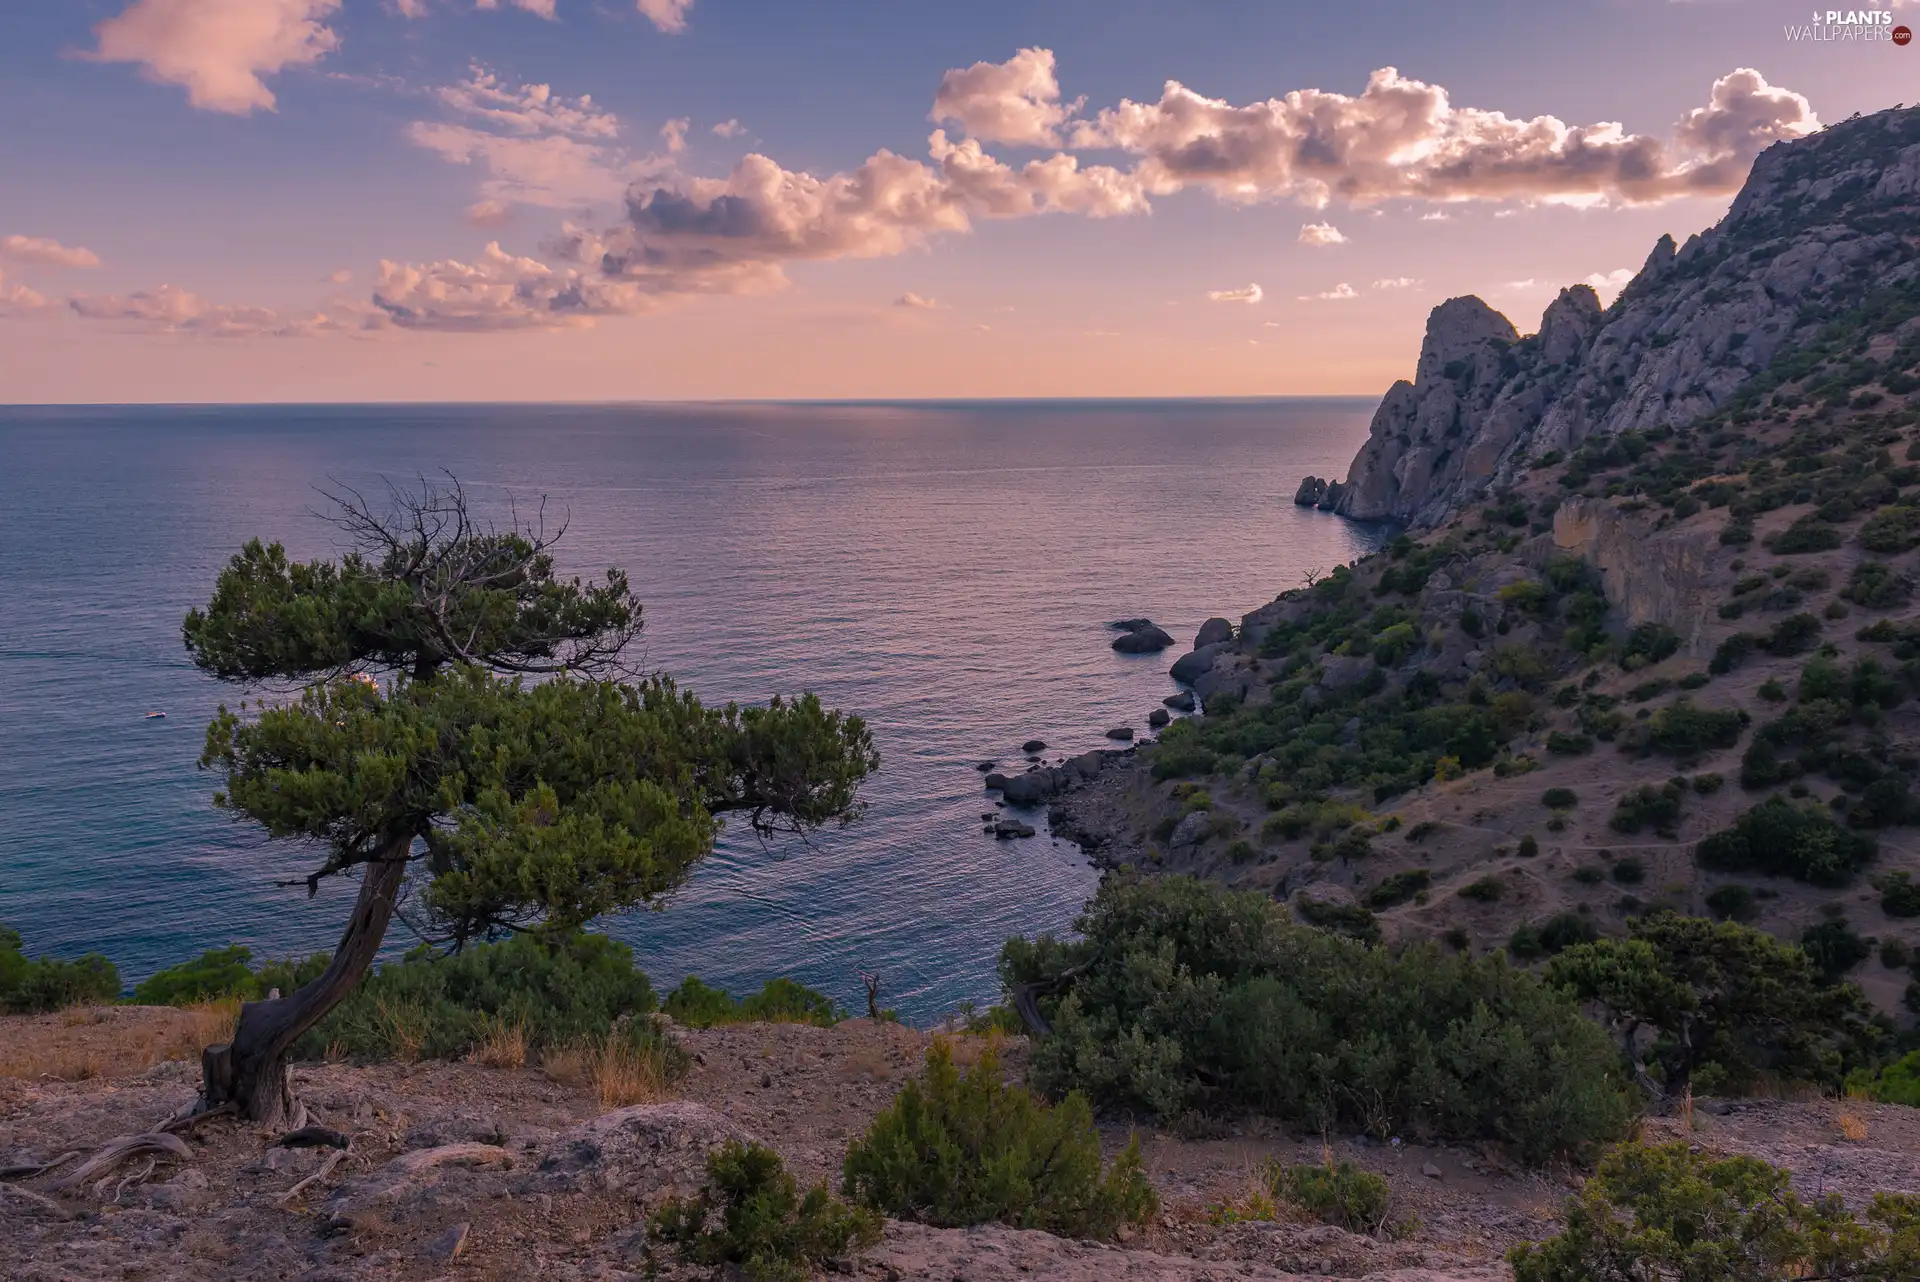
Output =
[{"x1": 184, "y1": 478, "x2": 877, "y2": 1123}]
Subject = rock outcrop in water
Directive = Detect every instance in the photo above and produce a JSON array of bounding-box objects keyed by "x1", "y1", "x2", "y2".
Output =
[{"x1": 1312, "y1": 107, "x2": 1920, "y2": 527}]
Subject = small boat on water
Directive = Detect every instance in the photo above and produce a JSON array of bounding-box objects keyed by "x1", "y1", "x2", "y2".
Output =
[{"x1": 144, "y1": 711, "x2": 166, "y2": 719}]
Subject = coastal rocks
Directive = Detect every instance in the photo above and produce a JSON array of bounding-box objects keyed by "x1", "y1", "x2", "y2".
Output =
[
  {"x1": 987, "y1": 749, "x2": 1125, "y2": 807},
  {"x1": 992, "y1": 818, "x2": 1037, "y2": 839},
  {"x1": 975, "y1": 760, "x2": 997, "y2": 772},
  {"x1": 999, "y1": 771, "x2": 1057, "y2": 806},
  {"x1": 1170, "y1": 642, "x2": 1229, "y2": 684},
  {"x1": 1306, "y1": 106, "x2": 1920, "y2": 528},
  {"x1": 1021, "y1": 739, "x2": 1047, "y2": 753},
  {"x1": 1106, "y1": 726, "x2": 1134, "y2": 740},
  {"x1": 1293, "y1": 476, "x2": 1327, "y2": 506},
  {"x1": 1194, "y1": 617, "x2": 1234, "y2": 648},
  {"x1": 983, "y1": 772, "x2": 1011, "y2": 790},
  {"x1": 1111, "y1": 622, "x2": 1174, "y2": 653},
  {"x1": 1163, "y1": 691, "x2": 1196, "y2": 711},
  {"x1": 1148, "y1": 708, "x2": 1171, "y2": 728}
]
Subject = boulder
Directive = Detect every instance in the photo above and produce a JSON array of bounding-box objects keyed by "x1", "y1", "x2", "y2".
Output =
[
  {"x1": 983, "y1": 772, "x2": 1011, "y2": 791},
  {"x1": 1170, "y1": 642, "x2": 1229, "y2": 684},
  {"x1": 1147, "y1": 708, "x2": 1171, "y2": 728},
  {"x1": 975, "y1": 760, "x2": 997, "y2": 772},
  {"x1": 1105, "y1": 726, "x2": 1134, "y2": 741},
  {"x1": 1109, "y1": 617, "x2": 1154, "y2": 631},
  {"x1": 999, "y1": 770, "x2": 1058, "y2": 806},
  {"x1": 1111, "y1": 624, "x2": 1175, "y2": 653},
  {"x1": 1163, "y1": 690, "x2": 1196, "y2": 711},
  {"x1": 1293, "y1": 475, "x2": 1329, "y2": 506},
  {"x1": 1169, "y1": 811, "x2": 1212, "y2": 849},
  {"x1": 1021, "y1": 739, "x2": 1047, "y2": 753},
  {"x1": 1193, "y1": 617, "x2": 1233, "y2": 648},
  {"x1": 992, "y1": 819, "x2": 1036, "y2": 839}
]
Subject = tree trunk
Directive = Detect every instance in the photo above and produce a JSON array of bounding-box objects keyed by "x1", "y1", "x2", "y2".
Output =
[{"x1": 200, "y1": 836, "x2": 411, "y2": 1125}]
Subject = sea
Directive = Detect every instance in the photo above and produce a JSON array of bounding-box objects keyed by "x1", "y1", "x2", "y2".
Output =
[{"x1": 0, "y1": 400, "x2": 1388, "y2": 1021}]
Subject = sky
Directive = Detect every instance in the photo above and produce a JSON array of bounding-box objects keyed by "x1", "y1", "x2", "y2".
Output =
[{"x1": 0, "y1": 0, "x2": 1914, "y2": 403}]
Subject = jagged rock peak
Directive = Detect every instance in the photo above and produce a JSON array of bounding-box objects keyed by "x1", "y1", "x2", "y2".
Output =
[{"x1": 1313, "y1": 103, "x2": 1920, "y2": 528}]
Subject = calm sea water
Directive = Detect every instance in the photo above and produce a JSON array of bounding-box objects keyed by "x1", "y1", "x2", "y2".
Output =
[{"x1": 0, "y1": 401, "x2": 1384, "y2": 1020}]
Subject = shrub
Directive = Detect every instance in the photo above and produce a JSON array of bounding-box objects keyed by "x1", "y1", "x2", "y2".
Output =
[
  {"x1": 1622, "y1": 624, "x2": 1682, "y2": 667},
  {"x1": 1294, "y1": 896, "x2": 1382, "y2": 943},
  {"x1": 0, "y1": 925, "x2": 120, "y2": 1014},
  {"x1": 1458, "y1": 876, "x2": 1505, "y2": 903},
  {"x1": 1545, "y1": 732, "x2": 1593, "y2": 756},
  {"x1": 1705, "y1": 884, "x2": 1757, "y2": 922},
  {"x1": 1695, "y1": 796, "x2": 1878, "y2": 887},
  {"x1": 1800, "y1": 919, "x2": 1873, "y2": 983},
  {"x1": 1269, "y1": 1159, "x2": 1391, "y2": 1234},
  {"x1": 1365, "y1": 869, "x2": 1431, "y2": 910},
  {"x1": 1860, "y1": 504, "x2": 1920, "y2": 553},
  {"x1": 651, "y1": 1141, "x2": 881, "y2": 1282},
  {"x1": 1853, "y1": 1049, "x2": 1920, "y2": 1107},
  {"x1": 1692, "y1": 772, "x2": 1725, "y2": 794},
  {"x1": 1002, "y1": 877, "x2": 1630, "y2": 1163},
  {"x1": 1708, "y1": 633, "x2": 1755, "y2": 675},
  {"x1": 1509, "y1": 1141, "x2": 1920, "y2": 1282},
  {"x1": 1548, "y1": 913, "x2": 1873, "y2": 1095},
  {"x1": 1609, "y1": 856, "x2": 1647, "y2": 885},
  {"x1": 1765, "y1": 612, "x2": 1823, "y2": 656},
  {"x1": 1609, "y1": 784, "x2": 1683, "y2": 837},
  {"x1": 842, "y1": 1040, "x2": 1156, "y2": 1239},
  {"x1": 1877, "y1": 871, "x2": 1920, "y2": 918},
  {"x1": 1508, "y1": 913, "x2": 1598, "y2": 960},
  {"x1": 1768, "y1": 517, "x2": 1843, "y2": 553},
  {"x1": 1643, "y1": 699, "x2": 1744, "y2": 761},
  {"x1": 1518, "y1": 834, "x2": 1540, "y2": 858},
  {"x1": 664, "y1": 976, "x2": 841, "y2": 1028},
  {"x1": 299, "y1": 930, "x2": 660, "y2": 1061},
  {"x1": 1541, "y1": 787, "x2": 1578, "y2": 809},
  {"x1": 1404, "y1": 819, "x2": 1440, "y2": 843},
  {"x1": 130, "y1": 944, "x2": 327, "y2": 1006},
  {"x1": 1843, "y1": 561, "x2": 1913, "y2": 608}
]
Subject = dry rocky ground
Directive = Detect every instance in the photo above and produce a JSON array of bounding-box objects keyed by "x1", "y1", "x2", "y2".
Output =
[{"x1": 5, "y1": 1008, "x2": 1920, "y2": 1281}]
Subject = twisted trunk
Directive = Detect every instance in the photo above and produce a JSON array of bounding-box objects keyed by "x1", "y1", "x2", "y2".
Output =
[{"x1": 200, "y1": 836, "x2": 411, "y2": 1125}]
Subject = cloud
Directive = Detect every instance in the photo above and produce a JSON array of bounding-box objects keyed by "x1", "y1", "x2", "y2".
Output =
[
  {"x1": 464, "y1": 199, "x2": 514, "y2": 227},
  {"x1": 931, "y1": 47, "x2": 1080, "y2": 146},
  {"x1": 712, "y1": 119, "x2": 745, "y2": 138},
  {"x1": 409, "y1": 68, "x2": 650, "y2": 211},
  {"x1": 1582, "y1": 267, "x2": 1634, "y2": 304},
  {"x1": 894, "y1": 291, "x2": 940, "y2": 309},
  {"x1": 0, "y1": 269, "x2": 51, "y2": 315},
  {"x1": 1206, "y1": 283, "x2": 1263, "y2": 304},
  {"x1": 1419, "y1": 210, "x2": 1450, "y2": 221},
  {"x1": 68, "y1": 283, "x2": 369, "y2": 337},
  {"x1": 1298, "y1": 282, "x2": 1358, "y2": 301},
  {"x1": 1503, "y1": 279, "x2": 1541, "y2": 291},
  {"x1": 372, "y1": 241, "x2": 657, "y2": 330},
  {"x1": 1298, "y1": 221, "x2": 1347, "y2": 246},
  {"x1": 660, "y1": 117, "x2": 690, "y2": 153},
  {"x1": 324, "y1": 268, "x2": 353, "y2": 284},
  {"x1": 475, "y1": 0, "x2": 558, "y2": 16},
  {"x1": 0, "y1": 235, "x2": 103, "y2": 269},
  {"x1": 1067, "y1": 62, "x2": 1816, "y2": 208},
  {"x1": 636, "y1": 0, "x2": 693, "y2": 33},
  {"x1": 1371, "y1": 277, "x2": 1420, "y2": 290},
  {"x1": 90, "y1": 0, "x2": 341, "y2": 114}
]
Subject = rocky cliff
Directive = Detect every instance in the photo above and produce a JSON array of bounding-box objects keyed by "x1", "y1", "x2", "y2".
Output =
[{"x1": 1305, "y1": 104, "x2": 1920, "y2": 527}]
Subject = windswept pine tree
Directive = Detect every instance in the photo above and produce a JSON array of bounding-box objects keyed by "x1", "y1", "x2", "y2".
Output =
[{"x1": 183, "y1": 477, "x2": 878, "y2": 1123}]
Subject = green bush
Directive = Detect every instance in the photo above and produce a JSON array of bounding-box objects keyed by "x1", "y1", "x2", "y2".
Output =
[
  {"x1": 1708, "y1": 633, "x2": 1755, "y2": 675},
  {"x1": 1852, "y1": 1049, "x2": 1920, "y2": 1107},
  {"x1": 1768, "y1": 517, "x2": 1843, "y2": 553},
  {"x1": 1765, "y1": 612, "x2": 1823, "y2": 656},
  {"x1": 1609, "y1": 783, "x2": 1683, "y2": 837},
  {"x1": 1642, "y1": 699, "x2": 1745, "y2": 761},
  {"x1": 1610, "y1": 856, "x2": 1646, "y2": 885},
  {"x1": 842, "y1": 1040, "x2": 1156, "y2": 1239},
  {"x1": 1508, "y1": 913, "x2": 1598, "y2": 960},
  {"x1": 1458, "y1": 876, "x2": 1505, "y2": 903},
  {"x1": 1545, "y1": 732, "x2": 1593, "y2": 756},
  {"x1": 129, "y1": 944, "x2": 328, "y2": 1006},
  {"x1": 1800, "y1": 919, "x2": 1872, "y2": 982},
  {"x1": 1877, "y1": 871, "x2": 1920, "y2": 918},
  {"x1": 1541, "y1": 787, "x2": 1578, "y2": 808},
  {"x1": 1705, "y1": 883, "x2": 1757, "y2": 922},
  {"x1": 299, "y1": 930, "x2": 658, "y2": 1061},
  {"x1": 1365, "y1": 869, "x2": 1431, "y2": 910},
  {"x1": 0, "y1": 924, "x2": 121, "y2": 1014},
  {"x1": 652, "y1": 1141, "x2": 881, "y2": 1282},
  {"x1": 1695, "y1": 796, "x2": 1877, "y2": 887},
  {"x1": 1843, "y1": 561, "x2": 1913, "y2": 608},
  {"x1": 1860, "y1": 504, "x2": 1920, "y2": 553},
  {"x1": 1509, "y1": 1141, "x2": 1920, "y2": 1282},
  {"x1": 1269, "y1": 1159, "x2": 1391, "y2": 1234},
  {"x1": 664, "y1": 976, "x2": 841, "y2": 1028},
  {"x1": 1002, "y1": 877, "x2": 1631, "y2": 1163}
]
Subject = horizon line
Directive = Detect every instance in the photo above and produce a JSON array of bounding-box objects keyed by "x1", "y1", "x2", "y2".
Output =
[{"x1": 0, "y1": 393, "x2": 1385, "y2": 411}]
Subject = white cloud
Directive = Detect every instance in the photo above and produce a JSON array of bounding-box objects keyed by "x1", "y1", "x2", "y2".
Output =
[
  {"x1": 0, "y1": 269, "x2": 50, "y2": 315},
  {"x1": 1298, "y1": 283, "x2": 1358, "y2": 301},
  {"x1": 1371, "y1": 277, "x2": 1420, "y2": 290},
  {"x1": 1206, "y1": 283, "x2": 1263, "y2": 304},
  {"x1": 409, "y1": 67, "x2": 650, "y2": 212},
  {"x1": 0, "y1": 235, "x2": 103, "y2": 269},
  {"x1": 712, "y1": 119, "x2": 745, "y2": 138},
  {"x1": 91, "y1": 0, "x2": 341, "y2": 115},
  {"x1": 324, "y1": 268, "x2": 353, "y2": 284},
  {"x1": 1493, "y1": 208, "x2": 1519, "y2": 219},
  {"x1": 931, "y1": 47, "x2": 1080, "y2": 146},
  {"x1": 894, "y1": 291, "x2": 940, "y2": 308},
  {"x1": 372, "y1": 241, "x2": 657, "y2": 330},
  {"x1": 1503, "y1": 279, "x2": 1541, "y2": 291},
  {"x1": 68, "y1": 283, "x2": 371, "y2": 337},
  {"x1": 660, "y1": 117, "x2": 690, "y2": 153},
  {"x1": 1419, "y1": 210, "x2": 1450, "y2": 221},
  {"x1": 1582, "y1": 267, "x2": 1634, "y2": 304},
  {"x1": 464, "y1": 199, "x2": 514, "y2": 227},
  {"x1": 1067, "y1": 62, "x2": 1816, "y2": 208},
  {"x1": 1298, "y1": 221, "x2": 1347, "y2": 246},
  {"x1": 475, "y1": 0, "x2": 558, "y2": 16},
  {"x1": 636, "y1": 0, "x2": 693, "y2": 33}
]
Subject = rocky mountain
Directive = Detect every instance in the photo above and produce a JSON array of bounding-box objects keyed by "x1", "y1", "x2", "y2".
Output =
[{"x1": 1301, "y1": 104, "x2": 1920, "y2": 527}]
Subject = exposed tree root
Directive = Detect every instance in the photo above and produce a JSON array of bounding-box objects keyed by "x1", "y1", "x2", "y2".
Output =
[
  {"x1": 48, "y1": 1133, "x2": 191, "y2": 1194},
  {"x1": 106, "y1": 1157, "x2": 157, "y2": 1204},
  {"x1": 0, "y1": 1150, "x2": 80, "y2": 1181},
  {"x1": 278, "y1": 1148, "x2": 350, "y2": 1205}
]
